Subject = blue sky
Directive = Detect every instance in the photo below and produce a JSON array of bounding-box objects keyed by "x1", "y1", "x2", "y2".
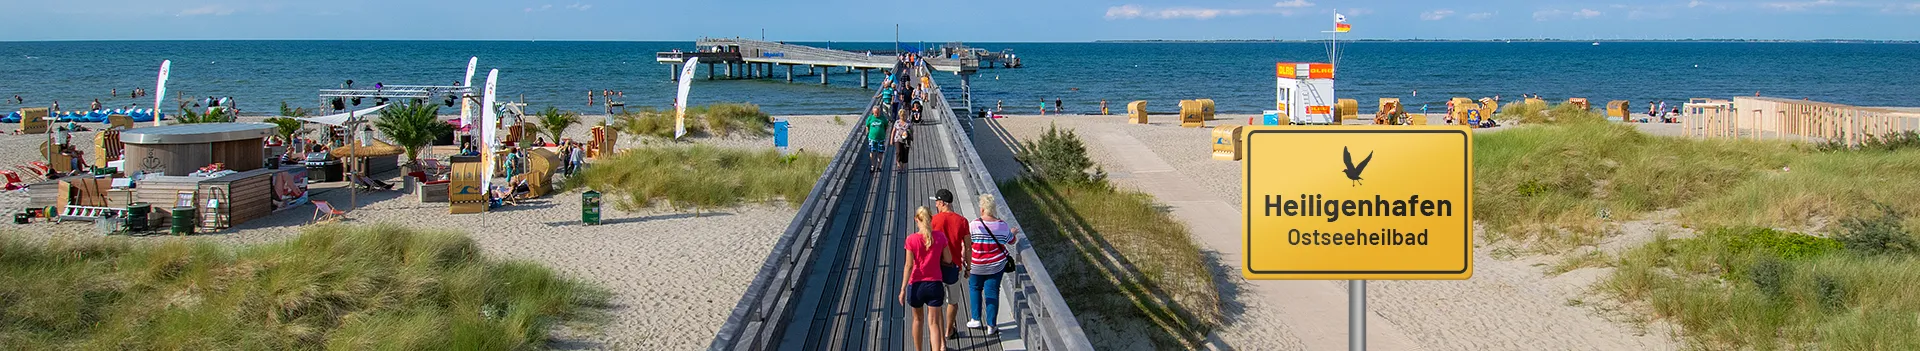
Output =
[{"x1": 2, "y1": 0, "x2": 1915, "y2": 41}]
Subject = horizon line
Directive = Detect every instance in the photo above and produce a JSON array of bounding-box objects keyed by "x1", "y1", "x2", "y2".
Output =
[{"x1": 3, "y1": 37, "x2": 1918, "y2": 43}]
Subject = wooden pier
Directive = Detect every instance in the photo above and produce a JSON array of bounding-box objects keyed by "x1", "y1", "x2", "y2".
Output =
[{"x1": 655, "y1": 38, "x2": 1017, "y2": 89}]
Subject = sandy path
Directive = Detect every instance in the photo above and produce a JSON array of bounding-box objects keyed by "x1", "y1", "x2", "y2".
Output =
[
  {"x1": 978, "y1": 114, "x2": 1678, "y2": 350},
  {"x1": 0, "y1": 114, "x2": 856, "y2": 350}
]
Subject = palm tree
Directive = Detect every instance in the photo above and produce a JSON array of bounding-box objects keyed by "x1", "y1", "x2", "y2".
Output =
[
  {"x1": 372, "y1": 102, "x2": 452, "y2": 166},
  {"x1": 278, "y1": 101, "x2": 313, "y2": 118},
  {"x1": 174, "y1": 107, "x2": 235, "y2": 124},
  {"x1": 533, "y1": 106, "x2": 580, "y2": 144},
  {"x1": 263, "y1": 117, "x2": 306, "y2": 144}
]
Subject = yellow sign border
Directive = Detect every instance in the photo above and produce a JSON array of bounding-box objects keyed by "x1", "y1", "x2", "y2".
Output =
[{"x1": 1239, "y1": 125, "x2": 1475, "y2": 280}]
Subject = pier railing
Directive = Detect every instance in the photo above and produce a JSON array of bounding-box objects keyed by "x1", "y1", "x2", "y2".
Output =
[{"x1": 915, "y1": 62, "x2": 1095, "y2": 351}]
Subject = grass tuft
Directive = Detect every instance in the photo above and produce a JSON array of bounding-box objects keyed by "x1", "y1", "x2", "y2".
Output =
[
  {"x1": 565, "y1": 144, "x2": 827, "y2": 211},
  {"x1": 0, "y1": 224, "x2": 608, "y2": 350}
]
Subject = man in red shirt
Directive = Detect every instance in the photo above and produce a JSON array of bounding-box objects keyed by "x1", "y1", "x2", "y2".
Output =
[{"x1": 929, "y1": 188, "x2": 970, "y2": 338}]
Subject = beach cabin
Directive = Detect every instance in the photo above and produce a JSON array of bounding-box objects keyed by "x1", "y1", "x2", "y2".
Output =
[{"x1": 120, "y1": 123, "x2": 273, "y2": 176}]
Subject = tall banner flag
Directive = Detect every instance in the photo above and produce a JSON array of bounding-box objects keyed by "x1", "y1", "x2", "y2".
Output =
[
  {"x1": 480, "y1": 69, "x2": 500, "y2": 194},
  {"x1": 461, "y1": 57, "x2": 478, "y2": 127},
  {"x1": 1335, "y1": 13, "x2": 1351, "y2": 32},
  {"x1": 675, "y1": 57, "x2": 700, "y2": 139},
  {"x1": 153, "y1": 60, "x2": 171, "y2": 126}
]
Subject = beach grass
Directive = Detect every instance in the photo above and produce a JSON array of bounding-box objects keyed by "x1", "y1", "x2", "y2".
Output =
[
  {"x1": 0, "y1": 224, "x2": 609, "y2": 350},
  {"x1": 1603, "y1": 225, "x2": 1920, "y2": 349},
  {"x1": 1473, "y1": 119, "x2": 1798, "y2": 248},
  {"x1": 564, "y1": 144, "x2": 827, "y2": 212},
  {"x1": 1000, "y1": 178, "x2": 1218, "y2": 350},
  {"x1": 1498, "y1": 101, "x2": 1606, "y2": 125},
  {"x1": 1683, "y1": 148, "x2": 1920, "y2": 232},
  {"x1": 612, "y1": 103, "x2": 771, "y2": 140}
]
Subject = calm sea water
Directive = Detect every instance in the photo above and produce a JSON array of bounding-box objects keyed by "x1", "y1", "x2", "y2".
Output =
[{"x1": 2, "y1": 41, "x2": 1916, "y2": 116}]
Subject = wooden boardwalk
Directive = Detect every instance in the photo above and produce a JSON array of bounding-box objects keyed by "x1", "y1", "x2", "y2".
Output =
[
  {"x1": 708, "y1": 60, "x2": 1091, "y2": 351},
  {"x1": 774, "y1": 106, "x2": 1005, "y2": 351}
]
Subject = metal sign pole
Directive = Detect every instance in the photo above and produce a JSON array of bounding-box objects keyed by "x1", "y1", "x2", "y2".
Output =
[{"x1": 1351, "y1": 279, "x2": 1366, "y2": 351}]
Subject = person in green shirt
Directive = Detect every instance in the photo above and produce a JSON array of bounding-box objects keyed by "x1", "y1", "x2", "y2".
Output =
[{"x1": 866, "y1": 105, "x2": 889, "y2": 172}]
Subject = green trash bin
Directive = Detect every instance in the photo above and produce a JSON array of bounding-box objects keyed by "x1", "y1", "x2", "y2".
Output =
[
  {"x1": 582, "y1": 190, "x2": 602, "y2": 225},
  {"x1": 126, "y1": 203, "x2": 151, "y2": 233},
  {"x1": 170, "y1": 206, "x2": 196, "y2": 236}
]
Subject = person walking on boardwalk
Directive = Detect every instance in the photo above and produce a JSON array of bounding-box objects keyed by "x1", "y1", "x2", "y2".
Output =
[
  {"x1": 965, "y1": 193, "x2": 1019, "y2": 335},
  {"x1": 900, "y1": 206, "x2": 952, "y2": 351},
  {"x1": 866, "y1": 106, "x2": 889, "y2": 172},
  {"x1": 892, "y1": 112, "x2": 913, "y2": 173},
  {"x1": 929, "y1": 189, "x2": 971, "y2": 338}
]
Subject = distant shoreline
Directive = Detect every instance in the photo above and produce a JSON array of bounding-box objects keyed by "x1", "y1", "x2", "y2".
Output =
[{"x1": 1094, "y1": 39, "x2": 1920, "y2": 44}]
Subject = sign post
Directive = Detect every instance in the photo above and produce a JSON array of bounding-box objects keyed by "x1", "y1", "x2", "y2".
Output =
[{"x1": 1240, "y1": 125, "x2": 1474, "y2": 350}]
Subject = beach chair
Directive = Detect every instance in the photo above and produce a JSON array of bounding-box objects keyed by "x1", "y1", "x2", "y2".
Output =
[
  {"x1": 348, "y1": 173, "x2": 394, "y2": 192},
  {"x1": 1, "y1": 170, "x2": 22, "y2": 190},
  {"x1": 311, "y1": 200, "x2": 347, "y2": 223}
]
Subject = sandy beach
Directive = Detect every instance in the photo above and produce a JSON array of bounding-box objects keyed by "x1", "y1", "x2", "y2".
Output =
[
  {"x1": 0, "y1": 114, "x2": 855, "y2": 349},
  {"x1": 974, "y1": 114, "x2": 1681, "y2": 350}
]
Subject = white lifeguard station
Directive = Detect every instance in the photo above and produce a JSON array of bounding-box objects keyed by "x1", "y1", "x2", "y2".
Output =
[{"x1": 1276, "y1": 62, "x2": 1337, "y2": 125}]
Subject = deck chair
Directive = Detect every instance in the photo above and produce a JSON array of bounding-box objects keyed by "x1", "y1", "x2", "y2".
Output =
[
  {"x1": 311, "y1": 200, "x2": 347, "y2": 223},
  {"x1": 419, "y1": 158, "x2": 449, "y2": 176},
  {"x1": 348, "y1": 173, "x2": 394, "y2": 192},
  {"x1": 1, "y1": 170, "x2": 22, "y2": 190}
]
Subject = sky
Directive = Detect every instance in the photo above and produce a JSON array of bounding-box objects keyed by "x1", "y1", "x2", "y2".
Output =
[{"x1": 1, "y1": 0, "x2": 1916, "y2": 41}]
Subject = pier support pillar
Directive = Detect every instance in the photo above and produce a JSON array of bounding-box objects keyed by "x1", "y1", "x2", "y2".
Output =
[
  {"x1": 860, "y1": 68, "x2": 870, "y2": 89},
  {"x1": 821, "y1": 66, "x2": 830, "y2": 85},
  {"x1": 707, "y1": 63, "x2": 715, "y2": 80},
  {"x1": 724, "y1": 63, "x2": 733, "y2": 79},
  {"x1": 786, "y1": 65, "x2": 794, "y2": 82},
  {"x1": 808, "y1": 65, "x2": 816, "y2": 76},
  {"x1": 669, "y1": 64, "x2": 679, "y2": 81}
]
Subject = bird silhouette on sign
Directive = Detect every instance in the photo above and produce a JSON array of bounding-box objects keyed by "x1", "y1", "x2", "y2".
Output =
[{"x1": 1342, "y1": 146, "x2": 1373, "y2": 187}]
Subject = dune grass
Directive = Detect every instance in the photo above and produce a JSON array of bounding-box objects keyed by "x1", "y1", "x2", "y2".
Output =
[
  {"x1": 1000, "y1": 178, "x2": 1218, "y2": 350},
  {"x1": 1683, "y1": 149, "x2": 1920, "y2": 232},
  {"x1": 613, "y1": 103, "x2": 772, "y2": 140},
  {"x1": 0, "y1": 224, "x2": 609, "y2": 350},
  {"x1": 565, "y1": 144, "x2": 827, "y2": 212},
  {"x1": 1479, "y1": 123, "x2": 1920, "y2": 347},
  {"x1": 1498, "y1": 101, "x2": 1606, "y2": 125},
  {"x1": 1604, "y1": 225, "x2": 1920, "y2": 350},
  {"x1": 1473, "y1": 119, "x2": 1799, "y2": 248}
]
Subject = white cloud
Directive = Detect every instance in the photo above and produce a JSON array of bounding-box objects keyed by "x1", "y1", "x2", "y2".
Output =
[
  {"x1": 565, "y1": 3, "x2": 592, "y2": 11},
  {"x1": 1420, "y1": 9, "x2": 1455, "y2": 20},
  {"x1": 1762, "y1": 0, "x2": 1837, "y2": 11},
  {"x1": 1273, "y1": 0, "x2": 1315, "y2": 8},
  {"x1": 1533, "y1": 8, "x2": 1603, "y2": 21},
  {"x1": 1882, "y1": 2, "x2": 1920, "y2": 12},
  {"x1": 177, "y1": 5, "x2": 235, "y2": 16},
  {"x1": 1346, "y1": 8, "x2": 1374, "y2": 16},
  {"x1": 1465, "y1": 12, "x2": 1496, "y2": 20},
  {"x1": 1105, "y1": 4, "x2": 1301, "y2": 20}
]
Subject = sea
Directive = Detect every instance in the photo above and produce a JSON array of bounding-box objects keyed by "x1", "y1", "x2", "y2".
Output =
[{"x1": 2, "y1": 40, "x2": 1916, "y2": 116}]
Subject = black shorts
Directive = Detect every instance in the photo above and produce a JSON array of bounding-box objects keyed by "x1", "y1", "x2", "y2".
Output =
[
  {"x1": 907, "y1": 281, "x2": 946, "y2": 308},
  {"x1": 896, "y1": 143, "x2": 911, "y2": 163},
  {"x1": 941, "y1": 264, "x2": 961, "y2": 285}
]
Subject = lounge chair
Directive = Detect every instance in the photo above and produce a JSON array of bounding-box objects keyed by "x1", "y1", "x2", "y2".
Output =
[
  {"x1": 1, "y1": 170, "x2": 22, "y2": 190},
  {"x1": 312, "y1": 200, "x2": 347, "y2": 223},
  {"x1": 348, "y1": 173, "x2": 394, "y2": 192}
]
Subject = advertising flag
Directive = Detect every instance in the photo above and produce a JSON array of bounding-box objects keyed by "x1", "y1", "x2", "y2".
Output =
[
  {"x1": 153, "y1": 60, "x2": 170, "y2": 126},
  {"x1": 675, "y1": 57, "x2": 700, "y2": 139}
]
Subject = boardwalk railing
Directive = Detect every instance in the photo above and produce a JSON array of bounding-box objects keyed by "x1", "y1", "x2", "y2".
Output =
[{"x1": 914, "y1": 62, "x2": 1095, "y2": 351}]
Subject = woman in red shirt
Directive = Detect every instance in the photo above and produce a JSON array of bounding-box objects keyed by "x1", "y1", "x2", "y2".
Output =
[{"x1": 900, "y1": 206, "x2": 950, "y2": 351}]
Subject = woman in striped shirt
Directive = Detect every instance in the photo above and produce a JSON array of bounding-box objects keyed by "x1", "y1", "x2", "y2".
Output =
[{"x1": 965, "y1": 194, "x2": 1020, "y2": 335}]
